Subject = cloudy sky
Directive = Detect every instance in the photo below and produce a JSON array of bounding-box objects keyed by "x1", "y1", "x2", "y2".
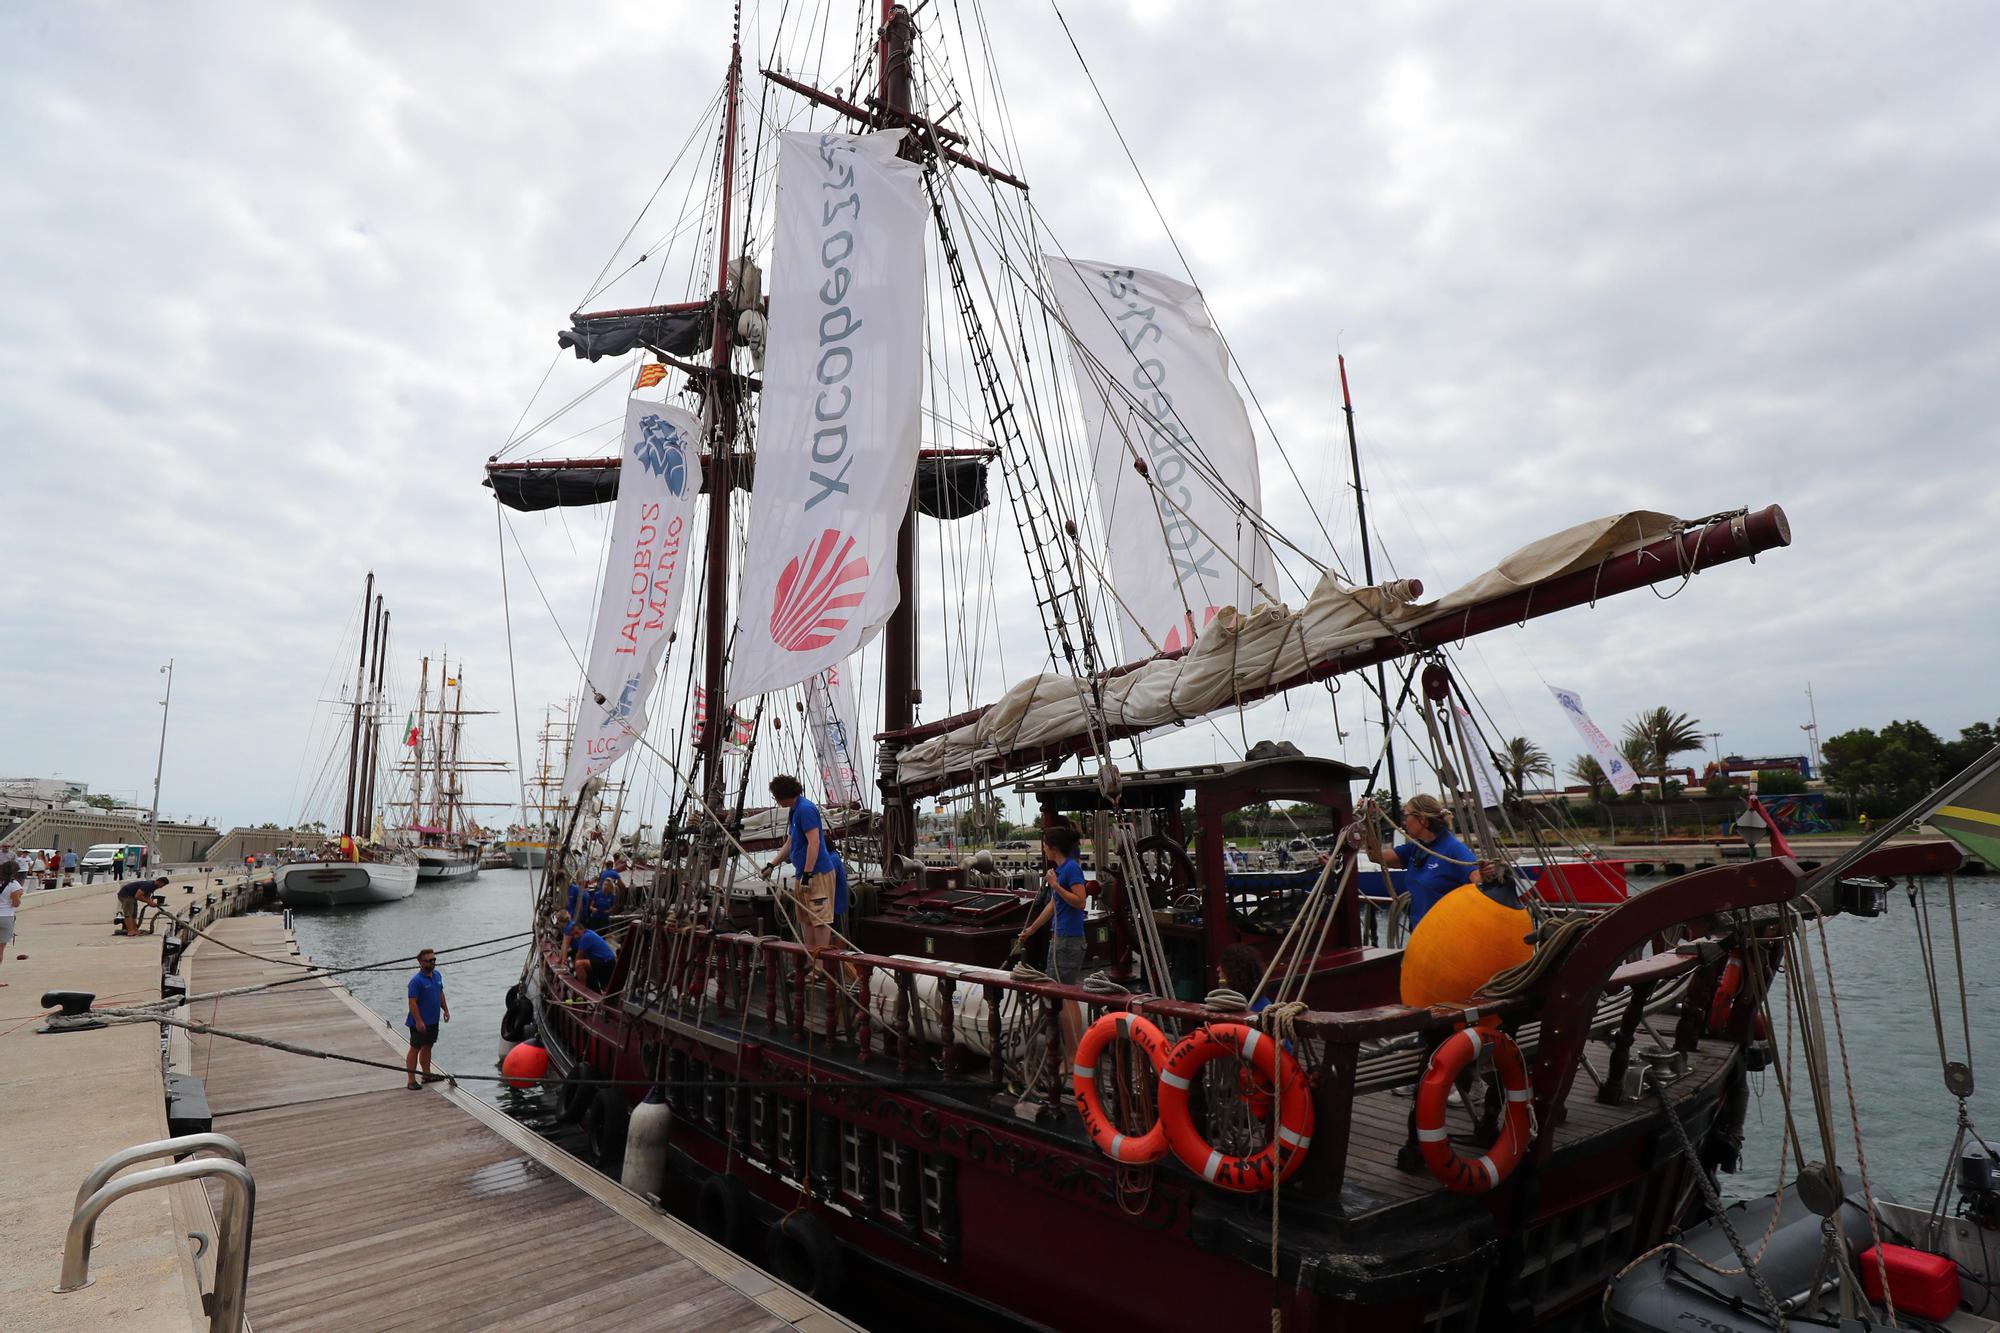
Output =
[{"x1": 3, "y1": 1, "x2": 1995, "y2": 830}]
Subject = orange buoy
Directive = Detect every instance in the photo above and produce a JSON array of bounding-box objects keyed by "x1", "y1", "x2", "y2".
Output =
[
  {"x1": 1399, "y1": 883, "x2": 1534, "y2": 1016},
  {"x1": 501, "y1": 1041, "x2": 551, "y2": 1088}
]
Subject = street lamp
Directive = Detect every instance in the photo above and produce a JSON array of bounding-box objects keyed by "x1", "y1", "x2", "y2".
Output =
[{"x1": 149, "y1": 660, "x2": 173, "y2": 865}]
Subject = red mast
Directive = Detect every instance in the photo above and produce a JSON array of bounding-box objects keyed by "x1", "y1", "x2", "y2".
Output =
[{"x1": 699, "y1": 13, "x2": 743, "y2": 805}]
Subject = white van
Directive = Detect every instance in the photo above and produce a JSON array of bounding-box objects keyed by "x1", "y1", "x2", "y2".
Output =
[{"x1": 80, "y1": 843, "x2": 147, "y2": 875}]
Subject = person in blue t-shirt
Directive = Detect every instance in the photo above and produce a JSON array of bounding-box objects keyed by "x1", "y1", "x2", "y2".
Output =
[
  {"x1": 761, "y1": 774, "x2": 841, "y2": 950},
  {"x1": 583, "y1": 873, "x2": 617, "y2": 932},
  {"x1": 403, "y1": 948, "x2": 449, "y2": 1089},
  {"x1": 1017, "y1": 825, "x2": 1090, "y2": 985},
  {"x1": 565, "y1": 923, "x2": 617, "y2": 991},
  {"x1": 563, "y1": 873, "x2": 586, "y2": 926},
  {"x1": 1362, "y1": 793, "x2": 1476, "y2": 932}
]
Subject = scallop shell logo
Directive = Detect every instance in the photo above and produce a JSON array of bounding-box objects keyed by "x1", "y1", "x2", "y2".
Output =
[
  {"x1": 1160, "y1": 605, "x2": 1221, "y2": 654},
  {"x1": 771, "y1": 529, "x2": 870, "y2": 652}
]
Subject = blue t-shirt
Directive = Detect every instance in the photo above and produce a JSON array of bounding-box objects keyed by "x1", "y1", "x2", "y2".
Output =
[
  {"x1": 1051, "y1": 858, "x2": 1087, "y2": 938},
  {"x1": 406, "y1": 969, "x2": 444, "y2": 1028},
  {"x1": 570, "y1": 929, "x2": 615, "y2": 964},
  {"x1": 1396, "y1": 830, "x2": 1476, "y2": 929},
  {"x1": 833, "y1": 855, "x2": 849, "y2": 919},
  {"x1": 787, "y1": 797, "x2": 835, "y2": 876},
  {"x1": 565, "y1": 881, "x2": 585, "y2": 921},
  {"x1": 597, "y1": 868, "x2": 622, "y2": 885},
  {"x1": 584, "y1": 886, "x2": 616, "y2": 926}
]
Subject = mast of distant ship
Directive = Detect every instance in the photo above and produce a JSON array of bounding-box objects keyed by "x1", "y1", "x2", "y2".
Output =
[
  {"x1": 343, "y1": 571, "x2": 375, "y2": 839},
  {"x1": 1339, "y1": 355, "x2": 1399, "y2": 812},
  {"x1": 698, "y1": 15, "x2": 743, "y2": 807}
]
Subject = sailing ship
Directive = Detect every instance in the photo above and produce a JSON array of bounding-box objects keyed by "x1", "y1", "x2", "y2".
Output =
[
  {"x1": 481, "y1": 7, "x2": 1981, "y2": 1328},
  {"x1": 276, "y1": 571, "x2": 419, "y2": 907},
  {"x1": 396, "y1": 655, "x2": 508, "y2": 882},
  {"x1": 503, "y1": 707, "x2": 571, "y2": 869}
]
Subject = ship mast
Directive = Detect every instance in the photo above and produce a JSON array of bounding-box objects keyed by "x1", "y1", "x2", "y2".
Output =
[
  {"x1": 358, "y1": 604, "x2": 389, "y2": 835},
  {"x1": 879, "y1": 0, "x2": 919, "y2": 866},
  {"x1": 413, "y1": 655, "x2": 431, "y2": 829},
  {"x1": 698, "y1": 14, "x2": 743, "y2": 807},
  {"x1": 1338, "y1": 355, "x2": 1399, "y2": 812},
  {"x1": 343, "y1": 574, "x2": 375, "y2": 838}
]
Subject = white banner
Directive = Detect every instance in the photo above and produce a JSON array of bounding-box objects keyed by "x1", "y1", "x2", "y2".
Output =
[
  {"x1": 1548, "y1": 685, "x2": 1638, "y2": 795},
  {"x1": 728, "y1": 129, "x2": 926, "y2": 706},
  {"x1": 1045, "y1": 257, "x2": 1276, "y2": 660},
  {"x1": 564, "y1": 392, "x2": 702, "y2": 794},
  {"x1": 804, "y1": 663, "x2": 863, "y2": 806},
  {"x1": 1453, "y1": 704, "x2": 1506, "y2": 809}
]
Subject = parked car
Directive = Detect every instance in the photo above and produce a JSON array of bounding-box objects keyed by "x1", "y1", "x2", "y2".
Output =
[{"x1": 80, "y1": 843, "x2": 148, "y2": 874}]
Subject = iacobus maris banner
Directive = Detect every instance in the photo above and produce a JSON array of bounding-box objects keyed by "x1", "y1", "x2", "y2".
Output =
[{"x1": 565, "y1": 390, "x2": 702, "y2": 794}]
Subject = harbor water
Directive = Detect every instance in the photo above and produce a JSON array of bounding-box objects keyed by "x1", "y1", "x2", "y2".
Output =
[{"x1": 286, "y1": 869, "x2": 2000, "y2": 1213}]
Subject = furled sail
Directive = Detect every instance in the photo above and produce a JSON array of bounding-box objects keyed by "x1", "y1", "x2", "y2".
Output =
[
  {"x1": 485, "y1": 452, "x2": 988, "y2": 518},
  {"x1": 563, "y1": 388, "x2": 702, "y2": 794},
  {"x1": 558, "y1": 304, "x2": 712, "y2": 362},
  {"x1": 727, "y1": 129, "x2": 928, "y2": 706},
  {"x1": 1044, "y1": 257, "x2": 1277, "y2": 657},
  {"x1": 892, "y1": 509, "x2": 1786, "y2": 794}
]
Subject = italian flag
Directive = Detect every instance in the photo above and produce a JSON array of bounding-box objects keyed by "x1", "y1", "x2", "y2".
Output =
[{"x1": 404, "y1": 713, "x2": 420, "y2": 747}]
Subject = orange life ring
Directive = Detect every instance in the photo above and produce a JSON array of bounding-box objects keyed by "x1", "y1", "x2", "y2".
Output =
[
  {"x1": 1072, "y1": 1012, "x2": 1171, "y2": 1164},
  {"x1": 1157, "y1": 1023, "x2": 1313, "y2": 1192},
  {"x1": 1706, "y1": 953, "x2": 1744, "y2": 1033},
  {"x1": 1414, "y1": 1026, "x2": 1534, "y2": 1194}
]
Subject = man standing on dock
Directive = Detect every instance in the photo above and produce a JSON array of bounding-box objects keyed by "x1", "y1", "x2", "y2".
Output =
[{"x1": 404, "y1": 948, "x2": 449, "y2": 1088}]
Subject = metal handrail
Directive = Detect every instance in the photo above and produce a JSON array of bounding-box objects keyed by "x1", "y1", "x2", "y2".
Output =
[
  {"x1": 59, "y1": 1156, "x2": 255, "y2": 1333},
  {"x1": 73, "y1": 1133, "x2": 245, "y2": 1215}
]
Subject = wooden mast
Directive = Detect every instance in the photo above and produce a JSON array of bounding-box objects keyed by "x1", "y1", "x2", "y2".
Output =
[
  {"x1": 342, "y1": 571, "x2": 374, "y2": 838},
  {"x1": 699, "y1": 15, "x2": 743, "y2": 807},
  {"x1": 358, "y1": 604, "x2": 388, "y2": 835},
  {"x1": 879, "y1": 0, "x2": 919, "y2": 867}
]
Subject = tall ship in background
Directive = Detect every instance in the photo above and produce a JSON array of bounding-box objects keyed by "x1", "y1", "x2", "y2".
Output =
[
  {"x1": 504, "y1": 706, "x2": 571, "y2": 869},
  {"x1": 480, "y1": 6, "x2": 1991, "y2": 1329},
  {"x1": 276, "y1": 572, "x2": 419, "y2": 907},
  {"x1": 397, "y1": 656, "x2": 509, "y2": 882}
]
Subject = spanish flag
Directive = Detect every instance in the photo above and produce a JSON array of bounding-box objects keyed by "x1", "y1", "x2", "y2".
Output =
[{"x1": 637, "y1": 362, "x2": 668, "y2": 389}]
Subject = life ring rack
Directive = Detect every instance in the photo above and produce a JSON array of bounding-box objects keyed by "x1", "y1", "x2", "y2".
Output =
[
  {"x1": 1156, "y1": 1022, "x2": 1314, "y2": 1193},
  {"x1": 1072, "y1": 1012, "x2": 1172, "y2": 1165},
  {"x1": 1414, "y1": 1025, "x2": 1535, "y2": 1194}
]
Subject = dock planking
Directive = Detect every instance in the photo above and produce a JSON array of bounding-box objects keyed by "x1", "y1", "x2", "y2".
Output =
[{"x1": 188, "y1": 914, "x2": 856, "y2": 1333}]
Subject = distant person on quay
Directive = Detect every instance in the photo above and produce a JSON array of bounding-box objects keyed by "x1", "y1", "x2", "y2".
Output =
[
  {"x1": 0, "y1": 861, "x2": 24, "y2": 986},
  {"x1": 404, "y1": 948, "x2": 449, "y2": 1089},
  {"x1": 118, "y1": 875, "x2": 168, "y2": 937},
  {"x1": 112, "y1": 847, "x2": 126, "y2": 881},
  {"x1": 761, "y1": 773, "x2": 841, "y2": 951},
  {"x1": 62, "y1": 848, "x2": 77, "y2": 884}
]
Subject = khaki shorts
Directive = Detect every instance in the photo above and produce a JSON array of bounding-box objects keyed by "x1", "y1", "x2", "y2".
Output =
[
  {"x1": 120, "y1": 897, "x2": 139, "y2": 922},
  {"x1": 792, "y1": 870, "x2": 835, "y2": 927}
]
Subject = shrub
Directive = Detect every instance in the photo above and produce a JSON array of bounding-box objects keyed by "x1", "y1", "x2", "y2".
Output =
[{"x1": 1756, "y1": 769, "x2": 1806, "y2": 796}]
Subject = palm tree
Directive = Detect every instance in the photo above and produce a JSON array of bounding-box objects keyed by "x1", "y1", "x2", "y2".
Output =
[
  {"x1": 1568, "y1": 754, "x2": 1607, "y2": 801},
  {"x1": 1623, "y1": 706, "x2": 1705, "y2": 836},
  {"x1": 1501, "y1": 737, "x2": 1553, "y2": 794}
]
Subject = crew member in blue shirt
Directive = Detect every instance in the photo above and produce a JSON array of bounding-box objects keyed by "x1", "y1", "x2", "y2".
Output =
[
  {"x1": 583, "y1": 871, "x2": 618, "y2": 932},
  {"x1": 562, "y1": 872, "x2": 586, "y2": 925},
  {"x1": 403, "y1": 948, "x2": 449, "y2": 1089},
  {"x1": 566, "y1": 922, "x2": 618, "y2": 991},
  {"x1": 1361, "y1": 793, "x2": 1476, "y2": 931},
  {"x1": 1017, "y1": 826, "x2": 1089, "y2": 984},
  {"x1": 761, "y1": 774, "x2": 840, "y2": 950}
]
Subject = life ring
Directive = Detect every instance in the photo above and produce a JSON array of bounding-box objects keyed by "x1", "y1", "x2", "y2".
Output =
[
  {"x1": 1706, "y1": 953, "x2": 1744, "y2": 1034},
  {"x1": 768, "y1": 1211, "x2": 845, "y2": 1299},
  {"x1": 1072, "y1": 1012, "x2": 1171, "y2": 1165},
  {"x1": 1414, "y1": 1026, "x2": 1533, "y2": 1194},
  {"x1": 1157, "y1": 1023, "x2": 1313, "y2": 1192}
]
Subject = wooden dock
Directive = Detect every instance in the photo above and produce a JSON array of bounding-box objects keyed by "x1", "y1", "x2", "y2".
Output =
[{"x1": 186, "y1": 914, "x2": 856, "y2": 1332}]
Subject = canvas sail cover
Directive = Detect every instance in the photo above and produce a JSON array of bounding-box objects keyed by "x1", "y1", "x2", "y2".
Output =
[
  {"x1": 727, "y1": 129, "x2": 927, "y2": 707},
  {"x1": 895, "y1": 511, "x2": 1688, "y2": 790},
  {"x1": 563, "y1": 390, "x2": 703, "y2": 794},
  {"x1": 1044, "y1": 257, "x2": 1277, "y2": 657},
  {"x1": 805, "y1": 663, "x2": 863, "y2": 805}
]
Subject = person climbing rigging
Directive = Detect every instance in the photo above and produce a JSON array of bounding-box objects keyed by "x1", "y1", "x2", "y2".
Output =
[{"x1": 1359, "y1": 793, "x2": 1477, "y2": 932}]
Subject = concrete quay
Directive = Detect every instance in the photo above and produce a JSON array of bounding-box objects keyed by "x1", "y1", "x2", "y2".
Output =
[{"x1": 2, "y1": 868, "x2": 262, "y2": 1332}]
